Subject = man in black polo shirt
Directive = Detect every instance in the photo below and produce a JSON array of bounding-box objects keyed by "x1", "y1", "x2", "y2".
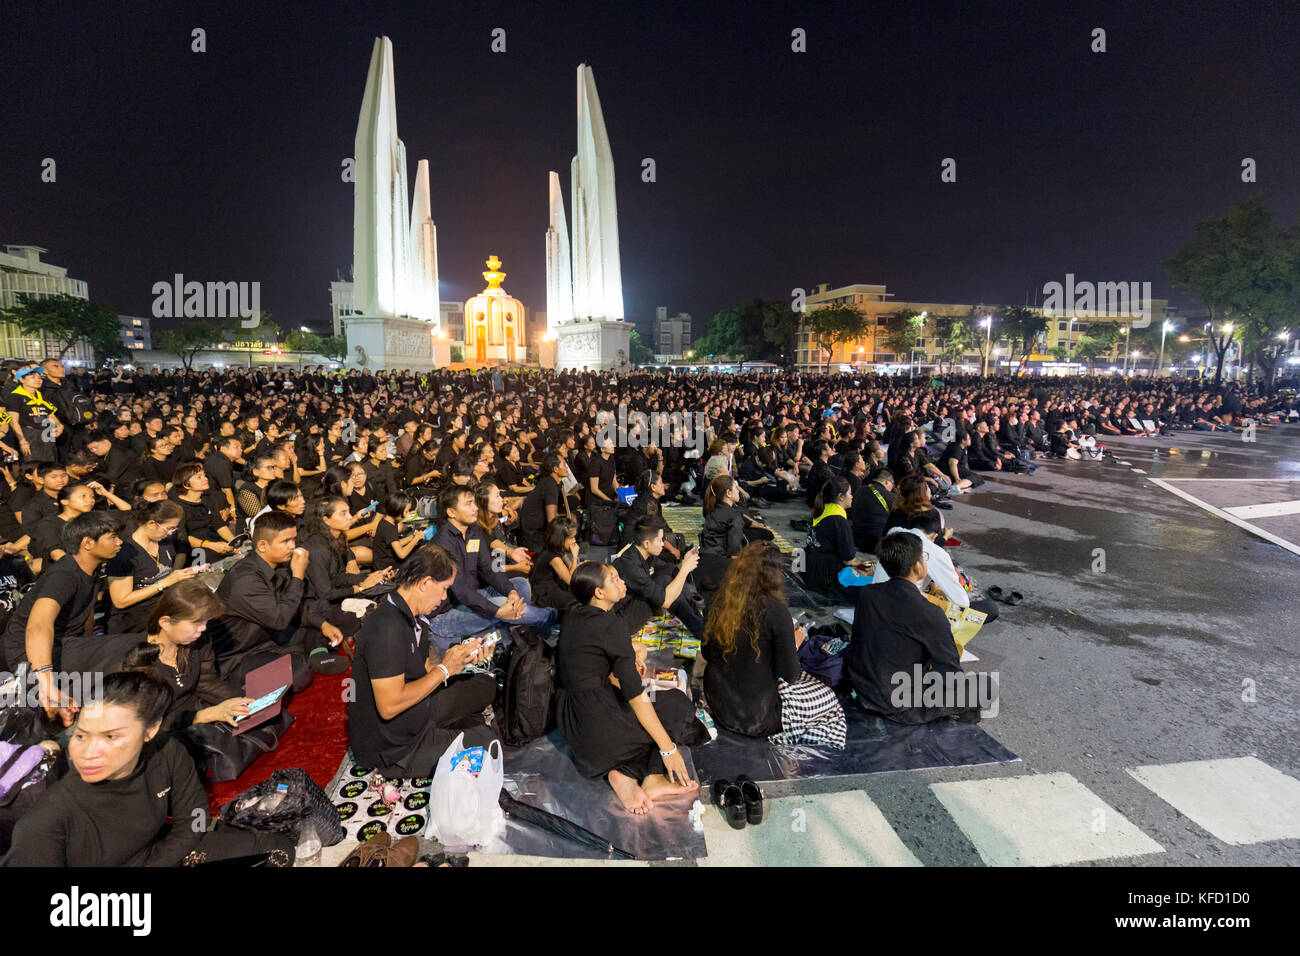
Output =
[
  {"x1": 940, "y1": 432, "x2": 980, "y2": 492},
  {"x1": 207, "y1": 511, "x2": 322, "y2": 690},
  {"x1": 846, "y1": 533, "x2": 979, "y2": 725},
  {"x1": 428, "y1": 484, "x2": 555, "y2": 649},
  {"x1": 204, "y1": 435, "x2": 242, "y2": 514},
  {"x1": 3, "y1": 511, "x2": 122, "y2": 709},
  {"x1": 518, "y1": 453, "x2": 569, "y2": 552},
  {"x1": 349, "y1": 546, "x2": 497, "y2": 777},
  {"x1": 612, "y1": 517, "x2": 703, "y2": 635}
]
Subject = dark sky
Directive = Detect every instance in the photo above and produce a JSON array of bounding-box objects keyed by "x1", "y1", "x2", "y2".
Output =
[{"x1": 3, "y1": 0, "x2": 1298, "y2": 340}]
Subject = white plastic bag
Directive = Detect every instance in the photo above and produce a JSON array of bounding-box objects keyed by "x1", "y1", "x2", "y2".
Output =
[{"x1": 426, "y1": 734, "x2": 504, "y2": 847}]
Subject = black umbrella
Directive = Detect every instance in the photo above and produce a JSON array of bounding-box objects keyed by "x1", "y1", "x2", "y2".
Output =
[{"x1": 497, "y1": 789, "x2": 636, "y2": 861}]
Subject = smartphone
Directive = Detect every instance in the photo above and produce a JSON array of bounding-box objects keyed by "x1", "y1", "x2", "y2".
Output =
[{"x1": 232, "y1": 684, "x2": 288, "y2": 722}]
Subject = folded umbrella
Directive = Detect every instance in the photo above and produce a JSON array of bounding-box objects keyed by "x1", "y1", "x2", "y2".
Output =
[{"x1": 497, "y1": 789, "x2": 636, "y2": 860}]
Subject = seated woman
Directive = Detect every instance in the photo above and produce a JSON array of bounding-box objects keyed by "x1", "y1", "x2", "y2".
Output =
[
  {"x1": 620, "y1": 469, "x2": 683, "y2": 563},
  {"x1": 556, "y1": 562, "x2": 708, "y2": 814},
  {"x1": 0, "y1": 668, "x2": 293, "y2": 866},
  {"x1": 475, "y1": 479, "x2": 531, "y2": 575},
  {"x1": 529, "y1": 516, "x2": 580, "y2": 611},
  {"x1": 371, "y1": 491, "x2": 427, "y2": 571},
  {"x1": 107, "y1": 499, "x2": 203, "y2": 635},
  {"x1": 170, "y1": 462, "x2": 236, "y2": 564},
  {"x1": 699, "y1": 475, "x2": 771, "y2": 591},
  {"x1": 804, "y1": 475, "x2": 859, "y2": 602},
  {"x1": 884, "y1": 474, "x2": 951, "y2": 544},
  {"x1": 850, "y1": 466, "x2": 895, "y2": 553},
  {"x1": 262, "y1": 478, "x2": 306, "y2": 529},
  {"x1": 138, "y1": 435, "x2": 176, "y2": 486},
  {"x1": 702, "y1": 542, "x2": 846, "y2": 748}
]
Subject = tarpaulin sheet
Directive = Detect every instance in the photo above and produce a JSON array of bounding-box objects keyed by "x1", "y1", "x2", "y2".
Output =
[
  {"x1": 692, "y1": 703, "x2": 1019, "y2": 785},
  {"x1": 476, "y1": 732, "x2": 707, "y2": 861}
]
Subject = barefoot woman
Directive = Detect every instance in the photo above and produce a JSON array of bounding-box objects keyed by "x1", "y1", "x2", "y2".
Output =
[{"x1": 556, "y1": 562, "x2": 709, "y2": 814}]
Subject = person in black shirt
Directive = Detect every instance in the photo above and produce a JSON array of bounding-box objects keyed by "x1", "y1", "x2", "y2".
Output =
[
  {"x1": 1, "y1": 669, "x2": 292, "y2": 867},
  {"x1": 518, "y1": 454, "x2": 569, "y2": 552},
  {"x1": 940, "y1": 432, "x2": 980, "y2": 491},
  {"x1": 529, "y1": 515, "x2": 580, "y2": 611},
  {"x1": 612, "y1": 516, "x2": 703, "y2": 635},
  {"x1": 4, "y1": 512, "x2": 122, "y2": 696},
  {"x1": 107, "y1": 499, "x2": 203, "y2": 635},
  {"x1": 101, "y1": 419, "x2": 141, "y2": 493},
  {"x1": 348, "y1": 546, "x2": 497, "y2": 777},
  {"x1": 555, "y1": 562, "x2": 707, "y2": 814},
  {"x1": 372, "y1": 492, "x2": 428, "y2": 571},
  {"x1": 203, "y1": 436, "x2": 242, "y2": 514},
  {"x1": 850, "y1": 467, "x2": 895, "y2": 553},
  {"x1": 846, "y1": 533, "x2": 978, "y2": 724},
  {"x1": 804, "y1": 475, "x2": 858, "y2": 600},
  {"x1": 170, "y1": 462, "x2": 237, "y2": 564},
  {"x1": 17, "y1": 461, "x2": 67, "y2": 528}
]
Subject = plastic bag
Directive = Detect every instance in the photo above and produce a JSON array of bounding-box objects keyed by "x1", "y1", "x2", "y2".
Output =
[{"x1": 427, "y1": 734, "x2": 504, "y2": 847}]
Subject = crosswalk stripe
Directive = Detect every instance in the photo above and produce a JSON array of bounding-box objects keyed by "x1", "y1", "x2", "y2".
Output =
[
  {"x1": 1127, "y1": 757, "x2": 1300, "y2": 846},
  {"x1": 930, "y1": 772, "x2": 1164, "y2": 866},
  {"x1": 1222, "y1": 499, "x2": 1300, "y2": 519}
]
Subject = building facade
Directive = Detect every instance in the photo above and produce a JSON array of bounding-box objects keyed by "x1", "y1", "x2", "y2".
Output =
[
  {"x1": 653, "y1": 305, "x2": 692, "y2": 360},
  {"x1": 795, "y1": 281, "x2": 1174, "y2": 373},
  {"x1": 119, "y1": 314, "x2": 152, "y2": 351},
  {"x1": 0, "y1": 244, "x2": 95, "y2": 363}
]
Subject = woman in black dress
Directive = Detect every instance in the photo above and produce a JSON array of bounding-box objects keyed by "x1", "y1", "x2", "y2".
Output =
[
  {"x1": 556, "y1": 562, "x2": 708, "y2": 814},
  {"x1": 371, "y1": 491, "x2": 426, "y2": 571},
  {"x1": 107, "y1": 499, "x2": 204, "y2": 635},
  {"x1": 698, "y1": 475, "x2": 771, "y2": 592},
  {"x1": 529, "y1": 515, "x2": 579, "y2": 611},
  {"x1": 804, "y1": 475, "x2": 858, "y2": 600}
]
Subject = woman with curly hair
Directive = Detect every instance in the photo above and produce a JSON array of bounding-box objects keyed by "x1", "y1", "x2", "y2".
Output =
[{"x1": 701, "y1": 542, "x2": 845, "y2": 748}]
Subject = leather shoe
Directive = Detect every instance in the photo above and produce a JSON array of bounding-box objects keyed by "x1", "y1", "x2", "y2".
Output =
[
  {"x1": 711, "y1": 779, "x2": 747, "y2": 830},
  {"x1": 735, "y1": 774, "x2": 765, "y2": 825}
]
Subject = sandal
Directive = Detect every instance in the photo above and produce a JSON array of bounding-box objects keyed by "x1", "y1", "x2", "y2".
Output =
[{"x1": 1003, "y1": 591, "x2": 1024, "y2": 606}]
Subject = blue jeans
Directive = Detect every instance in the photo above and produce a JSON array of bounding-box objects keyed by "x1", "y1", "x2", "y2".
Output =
[{"x1": 426, "y1": 576, "x2": 557, "y2": 652}]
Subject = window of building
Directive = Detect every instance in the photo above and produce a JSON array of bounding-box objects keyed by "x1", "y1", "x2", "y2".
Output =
[
  {"x1": 877, "y1": 316, "x2": 888, "y2": 327},
  {"x1": 132, "y1": 319, "x2": 142, "y2": 328}
]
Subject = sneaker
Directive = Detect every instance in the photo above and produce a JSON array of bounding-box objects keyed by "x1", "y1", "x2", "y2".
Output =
[{"x1": 308, "y1": 647, "x2": 350, "y2": 675}]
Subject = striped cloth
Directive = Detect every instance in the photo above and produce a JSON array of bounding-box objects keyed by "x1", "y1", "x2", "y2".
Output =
[{"x1": 769, "y1": 673, "x2": 847, "y2": 749}]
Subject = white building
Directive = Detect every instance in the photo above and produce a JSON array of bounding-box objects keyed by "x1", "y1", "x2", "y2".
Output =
[
  {"x1": 119, "y1": 314, "x2": 152, "y2": 351},
  {"x1": 653, "y1": 305, "x2": 692, "y2": 360},
  {"x1": 0, "y1": 244, "x2": 95, "y2": 363}
]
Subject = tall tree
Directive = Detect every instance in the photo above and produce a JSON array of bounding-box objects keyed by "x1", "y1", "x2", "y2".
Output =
[
  {"x1": 628, "y1": 329, "x2": 654, "y2": 365},
  {"x1": 997, "y1": 305, "x2": 1049, "y2": 367},
  {"x1": 0, "y1": 293, "x2": 127, "y2": 361},
  {"x1": 881, "y1": 308, "x2": 924, "y2": 360},
  {"x1": 157, "y1": 317, "x2": 239, "y2": 371},
  {"x1": 932, "y1": 311, "x2": 978, "y2": 372},
  {"x1": 808, "y1": 304, "x2": 869, "y2": 370}
]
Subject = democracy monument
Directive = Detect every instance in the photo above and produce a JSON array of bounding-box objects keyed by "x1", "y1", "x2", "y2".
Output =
[{"x1": 342, "y1": 37, "x2": 630, "y2": 372}]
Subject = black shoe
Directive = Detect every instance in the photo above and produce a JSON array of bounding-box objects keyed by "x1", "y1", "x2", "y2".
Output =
[
  {"x1": 308, "y1": 648, "x2": 350, "y2": 675},
  {"x1": 934, "y1": 499, "x2": 954, "y2": 511},
  {"x1": 735, "y1": 774, "x2": 765, "y2": 825},
  {"x1": 789, "y1": 518, "x2": 811, "y2": 532},
  {"x1": 711, "y1": 779, "x2": 748, "y2": 830}
]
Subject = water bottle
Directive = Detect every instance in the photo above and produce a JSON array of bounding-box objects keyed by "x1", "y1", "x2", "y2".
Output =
[
  {"x1": 259, "y1": 781, "x2": 290, "y2": 813},
  {"x1": 294, "y1": 821, "x2": 322, "y2": 867}
]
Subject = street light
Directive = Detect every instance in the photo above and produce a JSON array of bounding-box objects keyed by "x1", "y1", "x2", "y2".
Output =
[
  {"x1": 980, "y1": 315, "x2": 992, "y2": 376},
  {"x1": 1157, "y1": 320, "x2": 1174, "y2": 377}
]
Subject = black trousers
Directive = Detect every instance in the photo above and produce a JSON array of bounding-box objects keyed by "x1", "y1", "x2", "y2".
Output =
[{"x1": 374, "y1": 673, "x2": 499, "y2": 778}]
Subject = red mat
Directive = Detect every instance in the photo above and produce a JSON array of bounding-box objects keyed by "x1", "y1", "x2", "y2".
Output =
[{"x1": 204, "y1": 669, "x2": 351, "y2": 815}]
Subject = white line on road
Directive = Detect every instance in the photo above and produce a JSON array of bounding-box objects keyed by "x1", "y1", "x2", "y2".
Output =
[
  {"x1": 1148, "y1": 478, "x2": 1300, "y2": 556},
  {"x1": 1223, "y1": 499, "x2": 1300, "y2": 519}
]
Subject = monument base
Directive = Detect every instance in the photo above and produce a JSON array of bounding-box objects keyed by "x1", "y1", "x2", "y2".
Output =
[
  {"x1": 538, "y1": 337, "x2": 557, "y2": 370},
  {"x1": 555, "y1": 318, "x2": 633, "y2": 373},
  {"x1": 344, "y1": 315, "x2": 439, "y2": 371}
]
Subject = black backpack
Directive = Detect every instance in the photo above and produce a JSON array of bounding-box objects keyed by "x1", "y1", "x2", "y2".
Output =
[{"x1": 501, "y1": 627, "x2": 556, "y2": 747}]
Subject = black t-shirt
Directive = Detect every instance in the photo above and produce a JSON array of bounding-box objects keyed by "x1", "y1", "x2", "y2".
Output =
[
  {"x1": 203, "y1": 451, "x2": 236, "y2": 490},
  {"x1": 519, "y1": 476, "x2": 563, "y2": 548},
  {"x1": 371, "y1": 518, "x2": 403, "y2": 570},
  {"x1": 19, "y1": 491, "x2": 57, "y2": 528},
  {"x1": 2, "y1": 555, "x2": 99, "y2": 669},
  {"x1": 105, "y1": 538, "x2": 175, "y2": 634},
  {"x1": 588, "y1": 453, "x2": 617, "y2": 502},
  {"x1": 348, "y1": 591, "x2": 433, "y2": 769},
  {"x1": 29, "y1": 514, "x2": 69, "y2": 562},
  {"x1": 941, "y1": 442, "x2": 970, "y2": 479}
]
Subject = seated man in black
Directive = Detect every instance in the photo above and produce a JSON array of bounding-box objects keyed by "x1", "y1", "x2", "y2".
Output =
[
  {"x1": 846, "y1": 532, "x2": 978, "y2": 724},
  {"x1": 348, "y1": 545, "x2": 497, "y2": 777},
  {"x1": 518, "y1": 453, "x2": 569, "y2": 553},
  {"x1": 611, "y1": 517, "x2": 703, "y2": 636},
  {"x1": 206, "y1": 511, "x2": 326, "y2": 691},
  {"x1": 940, "y1": 431, "x2": 981, "y2": 491},
  {"x1": 2, "y1": 511, "x2": 123, "y2": 704}
]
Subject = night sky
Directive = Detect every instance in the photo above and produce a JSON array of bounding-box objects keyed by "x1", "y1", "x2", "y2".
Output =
[{"x1": 3, "y1": 0, "x2": 1298, "y2": 340}]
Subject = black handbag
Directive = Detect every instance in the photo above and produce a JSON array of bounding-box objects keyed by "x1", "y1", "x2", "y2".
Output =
[
  {"x1": 189, "y1": 710, "x2": 295, "y2": 783},
  {"x1": 218, "y1": 766, "x2": 346, "y2": 846}
]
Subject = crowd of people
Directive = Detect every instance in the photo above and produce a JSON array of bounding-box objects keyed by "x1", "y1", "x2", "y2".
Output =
[{"x1": 0, "y1": 357, "x2": 1292, "y2": 864}]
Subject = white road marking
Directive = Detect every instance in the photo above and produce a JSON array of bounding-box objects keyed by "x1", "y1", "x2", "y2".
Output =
[
  {"x1": 698, "y1": 791, "x2": 922, "y2": 867},
  {"x1": 930, "y1": 772, "x2": 1164, "y2": 866},
  {"x1": 1222, "y1": 499, "x2": 1300, "y2": 519},
  {"x1": 1147, "y1": 478, "x2": 1300, "y2": 556},
  {"x1": 1128, "y1": 757, "x2": 1300, "y2": 846}
]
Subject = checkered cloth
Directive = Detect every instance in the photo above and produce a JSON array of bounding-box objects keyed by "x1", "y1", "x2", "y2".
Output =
[
  {"x1": 660, "y1": 503, "x2": 799, "y2": 555},
  {"x1": 769, "y1": 673, "x2": 847, "y2": 749}
]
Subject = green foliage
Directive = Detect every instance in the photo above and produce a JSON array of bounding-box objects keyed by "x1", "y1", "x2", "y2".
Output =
[
  {"x1": 1050, "y1": 344, "x2": 1069, "y2": 362},
  {"x1": 881, "y1": 308, "x2": 924, "y2": 357},
  {"x1": 695, "y1": 299, "x2": 798, "y2": 365},
  {"x1": 157, "y1": 317, "x2": 239, "y2": 371},
  {"x1": 283, "y1": 329, "x2": 322, "y2": 353},
  {"x1": 931, "y1": 311, "x2": 978, "y2": 369},
  {"x1": 996, "y1": 305, "x2": 1049, "y2": 362},
  {"x1": 0, "y1": 293, "x2": 127, "y2": 361},
  {"x1": 808, "y1": 304, "x2": 869, "y2": 366},
  {"x1": 449, "y1": 345, "x2": 464, "y2": 364},
  {"x1": 628, "y1": 329, "x2": 654, "y2": 365},
  {"x1": 318, "y1": 335, "x2": 348, "y2": 363}
]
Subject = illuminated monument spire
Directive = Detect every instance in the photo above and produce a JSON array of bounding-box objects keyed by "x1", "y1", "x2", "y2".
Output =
[
  {"x1": 544, "y1": 171, "x2": 572, "y2": 332},
  {"x1": 407, "y1": 158, "x2": 439, "y2": 325},
  {"x1": 569, "y1": 63, "x2": 623, "y2": 322}
]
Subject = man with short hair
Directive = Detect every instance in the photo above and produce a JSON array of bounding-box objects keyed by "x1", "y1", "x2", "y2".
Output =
[
  {"x1": 206, "y1": 511, "x2": 322, "y2": 689},
  {"x1": 3, "y1": 511, "x2": 123, "y2": 706},
  {"x1": 612, "y1": 517, "x2": 703, "y2": 635},
  {"x1": 205, "y1": 436, "x2": 243, "y2": 512},
  {"x1": 349, "y1": 545, "x2": 498, "y2": 777},
  {"x1": 427, "y1": 484, "x2": 556, "y2": 648},
  {"x1": 846, "y1": 532, "x2": 979, "y2": 725},
  {"x1": 518, "y1": 453, "x2": 569, "y2": 552}
]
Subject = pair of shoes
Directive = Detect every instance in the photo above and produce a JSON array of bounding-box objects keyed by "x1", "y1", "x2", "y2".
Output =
[
  {"x1": 309, "y1": 646, "x2": 350, "y2": 675},
  {"x1": 338, "y1": 832, "x2": 420, "y2": 867},
  {"x1": 416, "y1": 852, "x2": 470, "y2": 867},
  {"x1": 711, "y1": 775, "x2": 764, "y2": 829},
  {"x1": 789, "y1": 518, "x2": 811, "y2": 532},
  {"x1": 984, "y1": 586, "x2": 1023, "y2": 605}
]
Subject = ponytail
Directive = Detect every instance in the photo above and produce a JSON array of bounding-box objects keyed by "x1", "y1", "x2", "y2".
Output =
[{"x1": 705, "y1": 475, "x2": 733, "y2": 515}]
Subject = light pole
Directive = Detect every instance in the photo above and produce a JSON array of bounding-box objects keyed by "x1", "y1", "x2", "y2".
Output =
[
  {"x1": 1121, "y1": 323, "x2": 1132, "y2": 375},
  {"x1": 980, "y1": 315, "x2": 992, "y2": 376},
  {"x1": 1157, "y1": 320, "x2": 1174, "y2": 377}
]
